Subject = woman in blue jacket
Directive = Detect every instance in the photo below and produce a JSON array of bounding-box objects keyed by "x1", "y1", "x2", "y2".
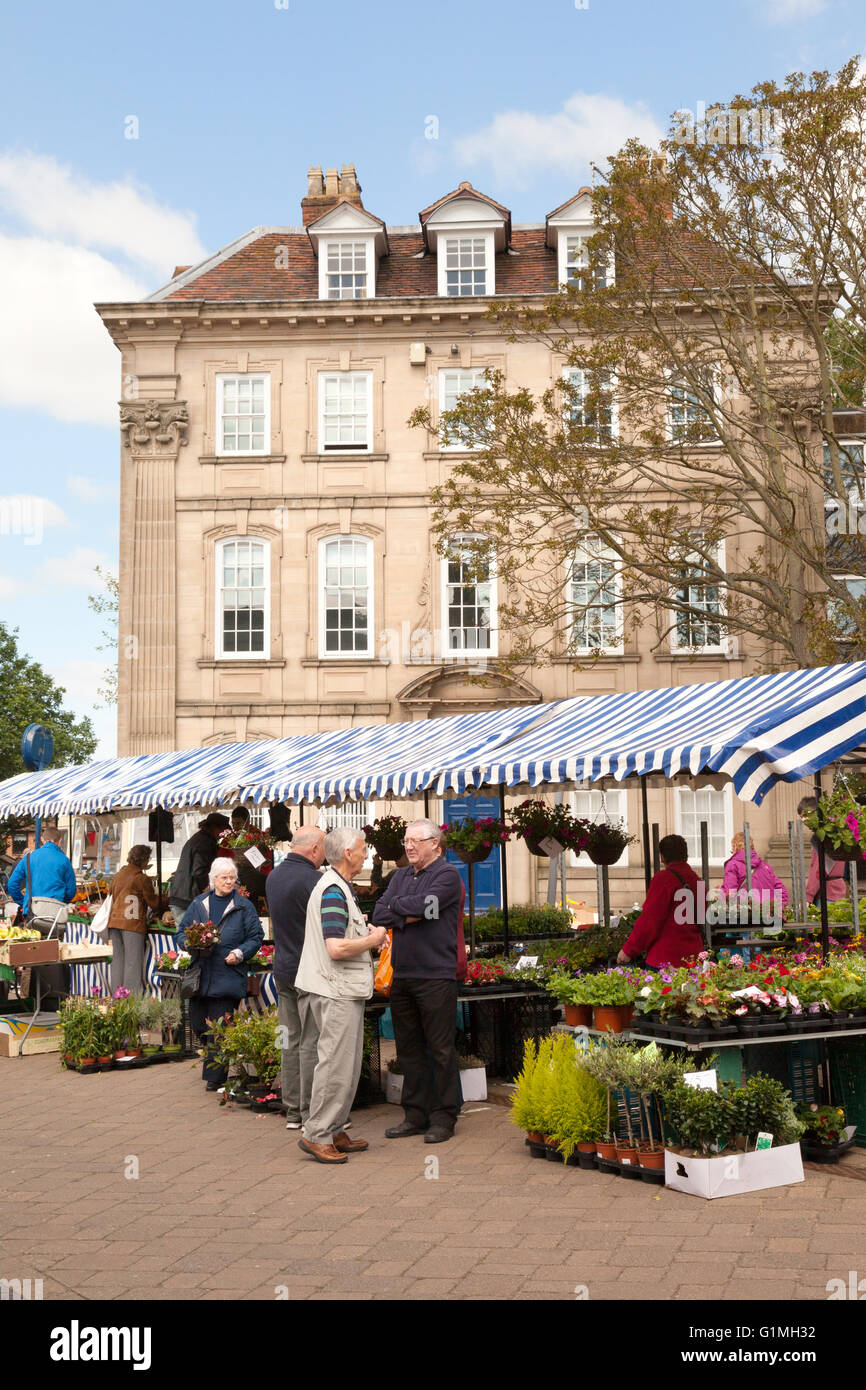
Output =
[{"x1": 178, "y1": 857, "x2": 264, "y2": 1090}]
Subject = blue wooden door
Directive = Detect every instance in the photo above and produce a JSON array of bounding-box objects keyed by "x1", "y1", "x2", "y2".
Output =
[{"x1": 442, "y1": 793, "x2": 502, "y2": 912}]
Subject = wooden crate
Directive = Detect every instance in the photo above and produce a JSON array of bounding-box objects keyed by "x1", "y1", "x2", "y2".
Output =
[{"x1": 0, "y1": 940, "x2": 61, "y2": 966}]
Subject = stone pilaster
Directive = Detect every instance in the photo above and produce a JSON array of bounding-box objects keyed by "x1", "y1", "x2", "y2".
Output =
[{"x1": 117, "y1": 400, "x2": 188, "y2": 755}]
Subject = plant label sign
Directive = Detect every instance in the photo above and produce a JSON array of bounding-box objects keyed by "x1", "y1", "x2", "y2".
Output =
[
  {"x1": 515, "y1": 955, "x2": 539, "y2": 970},
  {"x1": 684, "y1": 1069, "x2": 718, "y2": 1092},
  {"x1": 244, "y1": 846, "x2": 266, "y2": 868},
  {"x1": 538, "y1": 837, "x2": 564, "y2": 857},
  {"x1": 755, "y1": 1132, "x2": 773, "y2": 1151}
]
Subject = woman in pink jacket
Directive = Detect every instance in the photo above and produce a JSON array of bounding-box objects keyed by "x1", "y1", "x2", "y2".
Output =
[{"x1": 721, "y1": 833, "x2": 789, "y2": 909}]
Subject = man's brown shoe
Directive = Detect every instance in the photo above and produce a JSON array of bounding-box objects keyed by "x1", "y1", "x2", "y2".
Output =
[
  {"x1": 297, "y1": 1137, "x2": 348, "y2": 1164},
  {"x1": 333, "y1": 1130, "x2": 369, "y2": 1153}
]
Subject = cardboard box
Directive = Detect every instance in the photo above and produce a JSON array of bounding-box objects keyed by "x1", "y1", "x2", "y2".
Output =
[
  {"x1": 385, "y1": 1072, "x2": 403, "y2": 1105},
  {"x1": 664, "y1": 1143, "x2": 804, "y2": 1199},
  {"x1": 0, "y1": 1014, "x2": 62, "y2": 1057},
  {"x1": 459, "y1": 1066, "x2": 488, "y2": 1102},
  {"x1": 0, "y1": 939, "x2": 61, "y2": 967},
  {"x1": 59, "y1": 943, "x2": 113, "y2": 962}
]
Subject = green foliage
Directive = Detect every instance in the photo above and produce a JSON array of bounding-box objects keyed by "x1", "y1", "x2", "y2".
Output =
[
  {"x1": 567, "y1": 970, "x2": 638, "y2": 1006},
  {"x1": 537, "y1": 923, "x2": 631, "y2": 972},
  {"x1": 212, "y1": 1006, "x2": 280, "y2": 1085},
  {"x1": 548, "y1": 1051, "x2": 609, "y2": 1161},
  {"x1": 0, "y1": 622, "x2": 97, "y2": 838},
  {"x1": 509, "y1": 1034, "x2": 557, "y2": 1135},
  {"x1": 664, "y1": 1073, "x2": 804, "y2": 1156},
  {"x1": 474, "y1": 904, "x2": 573, "y2": 940},
  {"x1": 86, "y1": 566, "x2": 119, "y2": 707}
]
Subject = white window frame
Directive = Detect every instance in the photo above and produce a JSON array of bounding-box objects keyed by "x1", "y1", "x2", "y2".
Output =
[
  {"x1": 570, "y1": 786, "x2": 629, "y2": 867},
  {"x1": 316, "y1": 800, "x2": 375, "y2": 868},
  {"x1": 829, "y1": 573, "x2": 866, "y2": 639},
  {"x1": 215, "y1": 536, "x2": 271, "y2": 661},
  {"x1": 562, "y1": 367, "x2": 617, "y2": 443},
  {"x1": 317, "y1": 370, "x2": 373, "y2": 453},
  {"x1": 674, "y1": 784, "x2": 733, "y2": 867},
  {"x1": 318, "y1": 237, "x2": 374, "y2": 300},
  {"x1": 437, "y1": 232, "x2": 494, "y2": 297},
  {"x1": 666, "y1": 368, "x2": 720, "y2": 447},
  {"x1": 438, "y1": 367, "x2": 487, "y2": 452},
  {"x1": 569, "y1": 535, "x2": 623, "y2": 655},
  {"x1": 670, "y1": 537, "x2": 726, "y2": 654},
  {"x1": 441, "y1": 533, "x2": 498, "y2": 658},
  {"x1": 318, "y1": 534, "x2": 374, "y2": 660},
  {"x1": 556, "y1": 228, "x2": 614, "y2": 290},
  {"x1": 216, "y1": 373, "x2": 270, "y2": 456}
]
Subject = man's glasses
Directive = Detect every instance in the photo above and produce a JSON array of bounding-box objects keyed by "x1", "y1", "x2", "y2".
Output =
[{"x1": 403, "y1": 836, "x2": 435, "y2": 846}]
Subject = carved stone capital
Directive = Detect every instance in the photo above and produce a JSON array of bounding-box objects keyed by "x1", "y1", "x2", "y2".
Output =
[{"x1": 120, "y1": 399, "x2": 189, "y2": 456}]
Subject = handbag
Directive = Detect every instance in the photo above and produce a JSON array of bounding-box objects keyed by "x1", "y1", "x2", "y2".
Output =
[
  {"x1": 90, "y1": 895, "x2": 113, "y2": 935},
  {"x1": 180, "y1": 960, "x2": 202, "y2": 999}
]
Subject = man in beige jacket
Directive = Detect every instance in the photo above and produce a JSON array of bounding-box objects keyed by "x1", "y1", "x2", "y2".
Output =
[{"x1": 294, "y1": 827, "x2": 387, "y2": 1165}]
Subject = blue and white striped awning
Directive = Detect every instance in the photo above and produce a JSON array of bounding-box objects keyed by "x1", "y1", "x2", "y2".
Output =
[
  {"x1": 1, "y1": 662, "x2": 864, "y2": 818},
  {"x1": 435, "y1": 661, "x2": 866, "y2": 806}
]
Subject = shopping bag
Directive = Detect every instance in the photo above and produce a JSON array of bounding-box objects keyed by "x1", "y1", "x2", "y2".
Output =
[
  {"x1": 90, "y1": 895, "x2": 113, "y2": 935},
  {"x1": 374, "y1": 930, "x2": 393, "y2": 995}
]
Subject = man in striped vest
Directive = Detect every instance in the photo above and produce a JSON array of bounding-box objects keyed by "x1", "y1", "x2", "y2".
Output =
[{"x1": 294, "y1": 827, "x2": 388, "y2": 1164}]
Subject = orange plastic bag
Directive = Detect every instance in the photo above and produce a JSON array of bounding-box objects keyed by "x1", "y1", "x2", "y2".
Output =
[{"x1": 374, "y1": 930, "x2": 393, "y2": 995}]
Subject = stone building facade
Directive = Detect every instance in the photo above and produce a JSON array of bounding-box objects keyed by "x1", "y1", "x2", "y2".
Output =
[{"x1": 97, "y1": 164, "x2": 806, "y2": 906}]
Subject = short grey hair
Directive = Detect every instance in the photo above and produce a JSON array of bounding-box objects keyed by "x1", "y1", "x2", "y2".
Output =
[
  {"x1": 208, "y1": 856, "x2": 238, "y2": 887},
  {"x1": 324, "y1": 826, "x2": 365, "y2": 865},
  {"x1": 407, "y1": 818, "x2": 443, "y2": 844}
]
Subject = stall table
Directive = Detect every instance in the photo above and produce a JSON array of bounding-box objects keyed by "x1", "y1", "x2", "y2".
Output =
[{"x1": 459, "y1": 986, "x2": 557, "y2": 1080}]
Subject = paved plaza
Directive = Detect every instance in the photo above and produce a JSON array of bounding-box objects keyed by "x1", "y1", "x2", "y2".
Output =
[{"x1": 3, "y1": 1054, "x2": 866, "y2": 1302}]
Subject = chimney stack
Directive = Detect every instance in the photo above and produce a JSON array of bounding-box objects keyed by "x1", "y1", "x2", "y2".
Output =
[{"x1": 301, "y1": 162, "x2": 365, "y2": 225}]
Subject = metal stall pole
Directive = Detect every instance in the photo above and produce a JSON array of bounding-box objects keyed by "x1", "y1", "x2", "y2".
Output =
[
  {"x1": 641, "y1": 775, "x2": 652, "y2": 893},
  {"x1": 699, "y1": 821, "x2": 711, "y2": 949},
  {"x1": 652, "y1": 823, "x2": 661, "y2": 875},
  {"x1": 795, "y1": 816, "x2": 808, "y2": 925},
  {"x1": 424, "y1": 790, "x2": 430, "y2": 819},
  {"x1": 743, "y1": 820, "x2": 753, "y2": 935},
  {"x1": 299, "y1": 802, "x2": 304, "y2": 826},
  {"x1": 787, "y1": 821, "x2": 801, "y2": 921},
  {"x1": 467, "y1": 861, "x2": 476, "y2": 960},
  {"x1": 595, "y1": 864, "x2": 604, "y2": 928},
  {"x1": 601, "y1": 863, "x2": 611, "y2": 930},
  {"x1": 498, "y1": 784, "x2": 510, "y2": 956},
  {"x1": 560, "y1": 837, "x2": 567, "y2": 910},
  {"x1": 852, "y1": 856, "x2": 860, "y2": 936},
  {"x1": 813, "y1": 772, "x2": 831, "y2": 962},
  {"x1": 547, "y1": 790, "x2": 563, "y2": 906}
]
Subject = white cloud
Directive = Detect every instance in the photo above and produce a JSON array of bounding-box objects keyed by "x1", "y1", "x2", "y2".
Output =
[
  {"x1": 0, "y1": 233, "x2": 145, "y2": 425},
  {"x1": 0, "y1": 573, "x2": 24, "y2": 600},
  {"x1": 763, "y1": 0, "x2": 826, "y2": 20},
  {"x1": 0, "y1": 152, "x2": 206, "y2": 276},
  {"x1": 452, "y1": 93, "x2": 665, "y2": 188},
  {"x1": 67, "y1": 474, "x2": 118, "y2": 503},
  {"x1": 37, "y1": 547, "x2": 113, "y2": 590}
]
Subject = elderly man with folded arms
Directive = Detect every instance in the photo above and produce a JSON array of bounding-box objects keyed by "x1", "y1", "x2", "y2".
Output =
[
  {"x1": 372, "y1": 818, "x2": 463, "y2": 1144},
  {"x1": 294, "y1": 827, "x2": 387, "y2": 1165}
]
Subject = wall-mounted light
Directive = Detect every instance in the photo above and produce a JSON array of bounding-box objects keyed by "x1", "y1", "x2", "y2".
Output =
[{"x1": 450, "y1": 343, "x2": 459, "y2": 355}]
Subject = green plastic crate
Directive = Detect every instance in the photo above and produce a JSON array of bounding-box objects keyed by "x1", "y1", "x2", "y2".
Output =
[{"x1": 828, "y1": 1038, "x2": 866, "y2": 1148}]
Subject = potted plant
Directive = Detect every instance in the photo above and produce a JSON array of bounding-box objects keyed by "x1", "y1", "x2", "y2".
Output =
[
  {"x1": 579, "y1": 968, "x2": 638, "y2": 1032},
  {"x1": 547, "y1": 1048, "x2": 608, "y2": 1166},
  {"x1": 93, "y1": 1008, "x2": 115, "y2": 1068},
  {"x1": 137, "y1": 994, "x2": 163, "y2": 1057},
  {"x1": 507, "y1": 800, "x2": 590, "y2": 857},
  {"x1": 442, "y1": 817, "x2": 510, "y2": 864},
  {"x1": 363, "y1": 814, "x2": 408, "y2": 861},
  {"x1": 547, "y1": 970, "x2": 592, "y2": 1027},
  {"x1": 463, "y1": 960, "x2": 506, "y2": 989},
  {"x1": 160, "y1": 996, "x2": 183, "y2": 1053},
  {"x1": 797, "y1": 1103, "x2": 857, "y2": 1161},
  {"x1": 585, "y1": 819, "x2": 634, "y2": 866},
  {"x1": 458, "y1": 1053, "x2": 488, "y2": 1102},
  {"x1": 509, "y1": 1035, "x2": 554, "y2": 1153},
  {"x1": 803, "y1": 783, "x2": 866, "y2": 862},
  {"x1": 182, "y1": 920, "x2": 221, "y2": 957}
]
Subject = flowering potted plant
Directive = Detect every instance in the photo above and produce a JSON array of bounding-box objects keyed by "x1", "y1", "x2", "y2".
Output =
[
  {"x1": 804, "y1": 783, "x2": 866, "y2": 861},
  {"x1": 797, "y1": 1103, "x2": 856, "y2": 1161},
  {"x1": 507, "y1": 800, "x2": 590, "y2": 856},
  {"x1": 363, "y1": 814, "x2": 408, "y2": 861},
  {"x1": 183, "y1": 920, "x2": 220, "y2": 956},
  {"x1": 156, "y1": 949, "x2": 191, "y2": 972},
  {"x1": 585, "y1": 819, "x2": 634, "y2": 866},
  {"x1": 442, "y1": 816, "x2": 510, "y2": 864},
  {"x1": 463, "y1": 960, "x2": 506, "y2": 989},
  {"x1": 219, "y1": 823, "x2": 275, "y2": 861}
]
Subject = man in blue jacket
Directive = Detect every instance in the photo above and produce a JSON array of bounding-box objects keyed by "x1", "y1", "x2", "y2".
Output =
[
  {"x1": 9, "y1": 825, "x2": 76, "y2": 919},
  {"x1": 265, "y1": 826, "x2": 325, "y2": 1129},
  {"x1": 372, "y1": 818, "x2": 462, "y2": 1143}
]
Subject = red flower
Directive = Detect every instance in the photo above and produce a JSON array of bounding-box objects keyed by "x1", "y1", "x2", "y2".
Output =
[{"x1": 661, "y1": 986, "x2": 672, "y2": 994}]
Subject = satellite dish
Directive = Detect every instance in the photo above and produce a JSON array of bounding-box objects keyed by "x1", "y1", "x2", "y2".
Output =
[{"x1": 22, "y1": 724, "x2": 54, "y2": 772}]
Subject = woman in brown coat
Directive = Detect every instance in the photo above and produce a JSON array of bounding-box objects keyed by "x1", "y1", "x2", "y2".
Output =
[{"x1": 108, "y1": 845, "x2": 160, "y2": 993}]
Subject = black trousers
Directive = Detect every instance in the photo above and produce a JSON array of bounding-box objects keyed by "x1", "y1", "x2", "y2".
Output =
[
  {"x1": 188, "y1": 995, "x2": 238, "y2": 1084},
  {"x1": 390, "y1": 977, "x2": 460, "y2": 1131}
]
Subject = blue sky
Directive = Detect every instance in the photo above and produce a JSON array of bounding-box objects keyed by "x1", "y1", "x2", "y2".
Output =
[{"x1": 0, "y1": 0, "x2": 861, "y2": 760}]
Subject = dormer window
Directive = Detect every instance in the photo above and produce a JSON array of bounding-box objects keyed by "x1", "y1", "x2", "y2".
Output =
[
  {"x1": 547, "y1": 189, "x2": 613, "y2": 290},
  {"x1": 564, "y1": 234, "x2": 607, "y2": 290},
  {"x1": 307, "y1": 201, "x2": 388, "y2": 301},
  {"x1": 420, "y1": 182, "x2": 510, "y2": 301}
]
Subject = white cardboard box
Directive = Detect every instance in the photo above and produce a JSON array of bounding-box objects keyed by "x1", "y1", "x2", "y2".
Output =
[
  {"x1": 459, "y1": 1066, "x2": 488, "y2": 1102},
  {"x1": 664, "y1": 1142, "x2": 804, "y2": 1199},
  {"x1": 385, "y1": 1072, "x2": 403, "y2": 1105}
]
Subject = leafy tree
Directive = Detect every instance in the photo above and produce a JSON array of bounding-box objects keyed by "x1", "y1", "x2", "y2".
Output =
[
  {"x1": 86, "y1": 566, "x2": 119, "y2": 707},
  {"x1": 0, "y1": 622, "x2": 97, "y2": 835},
  {"x1": 413, "y1": 58, "x2": 866, "y2": 671}
]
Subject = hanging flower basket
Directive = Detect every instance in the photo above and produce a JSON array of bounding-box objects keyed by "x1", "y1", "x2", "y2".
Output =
[
  {"x1": 508, "y1": 801, "x2": 589, "y2": 856},
  {"x1": 363, "y1": 814, "x2": 408, "y2": 861},
  {"x1": 586, "y1": 821, "x2": 633, "y2": 866},
  {"x1": 442, "y1": 817, "x2": 509, "y2": 864},
  {"x1": 804, "y1": 785, "x2": 866, "y2": 862}
]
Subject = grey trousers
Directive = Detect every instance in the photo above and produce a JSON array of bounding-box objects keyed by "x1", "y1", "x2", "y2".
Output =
[
  {"x1": 109, "y1": 929, "x2": 145, "y2": 994},
  {"x1": 275, "y1": 977, "x2": 317, "y2": 1123},
  {"x1": 298, "y1": 993, "x2": 365, "y2": 1146}
]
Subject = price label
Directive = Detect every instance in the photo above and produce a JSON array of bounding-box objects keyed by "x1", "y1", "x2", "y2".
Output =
[
  {"x1": 244, "y1": 846, "x2": 266, "y2": 868},
  {"x1": 538, "y1": 837, "x2": 565, "y2": 857},
  {"x1": 684, "y1": 1069, "x2": 717, "y2": 1092},
  {"x1": 755, "y1": 1132, "x2": 773, "y2": 1151},
  {"x1": 515, "y1": 955, "x2": 539, "y2": 970}
]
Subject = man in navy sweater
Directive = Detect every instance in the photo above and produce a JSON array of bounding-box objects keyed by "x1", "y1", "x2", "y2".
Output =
[
  {"x1": 372, "y1": 818, "x2": 463, "y2": 1143},
  {"x1": 265, "y1": 826, "x2": 325, "y2": 1129}
]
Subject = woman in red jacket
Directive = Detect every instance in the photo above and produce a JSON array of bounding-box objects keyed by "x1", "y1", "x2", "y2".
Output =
[{"x1": 617, "y1": 834, "x2": 704, "y2": 969}]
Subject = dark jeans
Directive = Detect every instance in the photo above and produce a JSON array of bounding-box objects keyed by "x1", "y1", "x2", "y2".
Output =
[
  {"x1": 188, "y1": 994, "x2": 238, "y2": 1084},
  {"x1": 390, "y1": 976, "x2": 460, "y2": 1131}
]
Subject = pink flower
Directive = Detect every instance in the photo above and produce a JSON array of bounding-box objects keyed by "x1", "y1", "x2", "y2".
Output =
[{"x1": 735, "y1": 1005, "x2": 748, "y2": 1015}]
